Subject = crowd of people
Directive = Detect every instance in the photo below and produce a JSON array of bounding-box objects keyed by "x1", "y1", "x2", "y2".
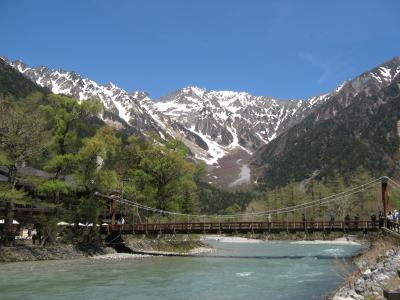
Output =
[{"x1": 386, "y1": 210, "x2": 400, "y2": 222}]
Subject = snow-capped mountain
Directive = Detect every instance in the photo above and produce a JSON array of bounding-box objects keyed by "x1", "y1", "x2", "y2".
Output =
[
  {"x1": 1, "y1": 57, "x2": 223, "y2": 164},
  {"x1": 1, "y1": 57, "x2": 318, "y2": 165},
  {"x1": 3, "y1": 56, "x2": 400, "y2": 171},
  {"x1": 153, "y1": 87, "x2": 333, "y2": 163},
  {"x1": 153, "y1": 57, "x2": 400, "y2": 166}
]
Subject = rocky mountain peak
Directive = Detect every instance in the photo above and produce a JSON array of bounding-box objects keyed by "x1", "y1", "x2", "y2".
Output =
[{"x1": 154, "y1": 85, "x2": 328, "y2": 163}]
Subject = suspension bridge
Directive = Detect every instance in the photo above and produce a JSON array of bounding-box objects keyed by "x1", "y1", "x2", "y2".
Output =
[{"x1": 96, "y1": 176, "x2": 400, "y2": 235}]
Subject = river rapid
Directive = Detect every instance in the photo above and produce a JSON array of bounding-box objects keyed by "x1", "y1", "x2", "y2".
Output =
[{"x1": 0, "y1": 239, "x2": 365, "y2": 300}]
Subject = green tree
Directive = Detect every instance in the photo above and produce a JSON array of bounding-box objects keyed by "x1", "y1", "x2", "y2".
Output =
[
  {"x1": 41, "y1": 95, "x2": 102, "y2": 178},
  {"x1": 72, "y1": 127, "x2": 121, "y2": 228},
  {"x1": 306, "y1": 179, "x2": 330, "y2": 220},
  {"x1": 78, "y1": 197, "x2": 100, "y2": 225},
  {"x1": 36, "y1": 215, "x2": 59, "y2": 247},
  {"x1": 0, "y1": 95, "x2": 49, "y2": 186},
  {"x1": 348, "y1": 167, "x2": 375, "y2": 217},
  {"x1": 37, "y1": 179, "x2": 71, "y2": 204},
  {"x1": 0, "y1": 95, "x2": 49, "y2": 245},
  {"x1": 0, "y1": 183, "x2": 28, "y2": 246},
  {"x1": 326, "y1": 171, "x2": 348, "y2": 218},
  {"x1": 121, "y1": 137, "x2": 199, "y2": 213},
  {"x1": 75, "y1": 126, "x2": 121, "y2": 194},
  {"x1": 225, "y1": 203, "x2": 241, "y2": 215}
]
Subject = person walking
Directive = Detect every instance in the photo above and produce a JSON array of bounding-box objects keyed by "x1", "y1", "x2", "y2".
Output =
[
  {"x1": 302, "y1": 213, "x2": 306, "y2": 232},
  {"x1": 267, "y1": 213, "x2": 272, "y2": 230},
  {"x1": 31, "y1": 228, "x2": 37, "y2": 245},
  {"x1": 354, "y1": 214, "x2": 359, "y2": 229},
  {"x1": 344, "y1": 214, "x2": 351, "y2": 234}
]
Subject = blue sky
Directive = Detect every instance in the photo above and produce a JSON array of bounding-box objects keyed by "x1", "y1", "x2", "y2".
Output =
[{"x1": 0, "y1": 0, "x2": 399, "y2": 99}]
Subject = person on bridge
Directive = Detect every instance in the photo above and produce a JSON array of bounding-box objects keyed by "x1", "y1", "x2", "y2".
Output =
[
  {"x1": 302, "y1": 213, "x2": 306, "y2": 231},
  {"x1": 344, "y1": 214, "x2": 351, "y2": 233},
  {"x1": 393, "y1": 210, "x2": 399, "y2": 222},
  {"x1": 354, "y1": 214, "x2": 359, "y2": 229},
  {"x1": 309, "y1": 216, "x2": 315, "y2": 233},
  {"x1": 267, "y1": 214, "x2": 272, "y2": 229},
  {"x1": 329, "y1": 215, "x2": 335, "y2": 229},
  {"x1": 370, "y1": 214, "x2": 377, "y2": 227},
  {"x1": 379, "y1": 211, "x2": 384, "y2": 228},
  {"x1": 387, "y1": 211, "x2": 394, "y2": 229},
  {"x1": 31, "y1": 228, "x2": 37, "y2": 245}
]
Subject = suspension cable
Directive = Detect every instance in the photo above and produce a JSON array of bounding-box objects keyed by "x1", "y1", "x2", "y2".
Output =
[{"x1": 95, "y1": 176, "x2": 384, "y2": 220}]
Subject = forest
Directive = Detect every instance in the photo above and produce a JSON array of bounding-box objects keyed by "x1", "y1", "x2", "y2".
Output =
[{"x1": 0, "y1": 70, "x2": 397, "y2": 246}]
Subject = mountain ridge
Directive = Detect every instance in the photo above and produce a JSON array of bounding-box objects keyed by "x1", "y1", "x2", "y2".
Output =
[
  {"x1": 252, "y1": 56, "x2": 400, "y2": 187},
  {"x1": 2, "y1": 56, "x2": 331, "y2": 166},
  {"x1": 2, "y1": 55, "x2": 400, "y2": 188}
]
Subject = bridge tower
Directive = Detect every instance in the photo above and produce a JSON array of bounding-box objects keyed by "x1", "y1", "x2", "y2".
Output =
[
  {"x1": 382, "y1": 177, "x2": 388, "y2": 221},
  {"x1": 111, "y1": 198, "x2": 116, "y2": 226}
]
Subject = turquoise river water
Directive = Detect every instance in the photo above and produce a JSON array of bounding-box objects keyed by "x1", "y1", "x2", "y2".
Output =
[{"x1": 0, "y1": 239, "x2": 365, "y2": 300}]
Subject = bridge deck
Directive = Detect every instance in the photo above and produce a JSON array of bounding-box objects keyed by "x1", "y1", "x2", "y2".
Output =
[{"x1": 105, "y1": 221, "x2": 378, "y2": 234}]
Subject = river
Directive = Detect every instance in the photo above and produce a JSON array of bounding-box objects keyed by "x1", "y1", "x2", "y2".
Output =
[{"x1": 0, "y1": 239, "x2": 365, "y2": 300}]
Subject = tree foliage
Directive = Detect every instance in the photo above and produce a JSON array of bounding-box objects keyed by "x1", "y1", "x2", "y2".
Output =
[
  {"x1": 257, "y1": 169, "x2": 379, "y2": 221},
  {"x1": 120, "y1": 137, "x2": 199, "y2": 213},
  {"x1": 41, "y1": 94, "x2": 102, "y2": 178},
  {"x1": 0, "y1": 95, "x2": 49, "y2": 186}
]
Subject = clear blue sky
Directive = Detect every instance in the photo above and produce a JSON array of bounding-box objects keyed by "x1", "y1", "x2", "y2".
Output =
[{"x1": 0, "y1": 0, "x2": 399, "y2": 100}]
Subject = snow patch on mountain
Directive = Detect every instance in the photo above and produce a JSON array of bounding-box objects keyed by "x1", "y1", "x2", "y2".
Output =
[{"x1": 189, "y1": 126, "x2": 227, "y2": 165}]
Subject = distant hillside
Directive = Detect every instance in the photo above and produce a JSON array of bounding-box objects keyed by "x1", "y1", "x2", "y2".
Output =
[{"x1": 252, "y1": 57, "x2": 400, "y2": 187}]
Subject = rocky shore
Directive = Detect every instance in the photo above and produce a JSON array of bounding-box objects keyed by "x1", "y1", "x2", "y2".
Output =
[
  {"x1": 0, "y1": 244, "x2": 117, "y2": 263},
  {"x1": 333, "y1": 237, "x2": 400, "y2": 300},
  {"x1": 0, "y1": 235, "x2": 214, "y2": 263}
]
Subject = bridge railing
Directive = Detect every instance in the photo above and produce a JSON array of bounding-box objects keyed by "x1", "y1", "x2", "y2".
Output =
[
  {"x1": 105, "y1": 220, "x2": 378, "y2": 233},
  {"x1": 386, "y1": 220, "x2": 400, "y2": 233}
]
